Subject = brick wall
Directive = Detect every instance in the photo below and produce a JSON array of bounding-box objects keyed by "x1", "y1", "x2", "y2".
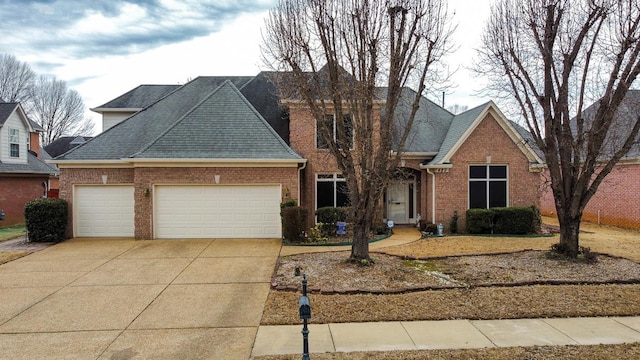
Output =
[
  {"x1": 431, "y1": 113, "x2": 540, "y2": 231},
  {"x1": 59, "y1": 168, "x2": 135, "y2": 238},
  {"x1": 288, "y1": 103, "x2": 385, "y2": 226},
  {"x1": 540, "y1": 163, "x2": 640, "y2": 229},
  {"x1": 0, "y1": 177, "x2": 49, "y2": 225},
  {"x1": 60, "y1": 166, "x2": 299, "y2": 239}
]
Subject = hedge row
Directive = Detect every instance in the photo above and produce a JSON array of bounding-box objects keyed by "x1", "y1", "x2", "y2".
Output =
[{"x1": 465, "y1": 206, "x2": 539, "y2": 235}]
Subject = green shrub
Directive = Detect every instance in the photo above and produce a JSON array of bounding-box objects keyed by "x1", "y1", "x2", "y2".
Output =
[
  {"x1": 466, "y1": 206, "x2": 541, "y2": 235},
  {"x1": 281, "y1": 206, "x2": 308, "y2": 242},
  {"x1": 530, "y1": 205, "x2": 542, "y2": 233},
  {"x1": 315, "y1": 207, "x2": 348, "y2": 236},
  {"x1": 280, "y1": 200, "x2": 297, "y2": 209},
  {"x1": 492, "y1": 207, "x2": 535, "y2": 235},
  {"x1": 450, "y1": 211, "x2": 459, "y2": 234},
  {"x1": 465, "y1": 209, "x2": 494, "y2": 234},
  {"x1": 373, "y1": 222, "x2": 389, "y2": 235},
  {"x1": 24, "y1": 198, "x2": 68, "y2": 243}
]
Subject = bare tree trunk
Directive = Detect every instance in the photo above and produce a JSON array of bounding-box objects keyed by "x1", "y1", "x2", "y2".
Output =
[
  {"x1": 351, "y1": 213, "x2": 371, "y2": 261},
  {"x1": 555, "y1": 205, "x2": 582, "y2": 257}
]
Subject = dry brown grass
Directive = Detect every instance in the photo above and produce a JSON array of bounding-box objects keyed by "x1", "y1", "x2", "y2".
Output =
[
  {"x1": 259, "y1": 219, "x2": 640, "y2": 360},
  {"x1": 0, "y1": 251, "x2": 31, "y2": 265},
  {"x1": 252, "y1": 343, "x2": 640, "y2": 360}
]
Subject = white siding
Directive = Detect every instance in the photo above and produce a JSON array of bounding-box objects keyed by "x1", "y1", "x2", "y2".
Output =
[
  {"x1": 102, "y1": 111, "x2": 137, "y2": 132},
  {"x1": 1, "y1": 110, "x2": 28, "y2": 164}
]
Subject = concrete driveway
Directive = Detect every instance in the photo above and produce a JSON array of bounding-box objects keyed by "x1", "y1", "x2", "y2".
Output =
[{"x1": 0, "y1": 237, "x2": 281, "y2": 359}]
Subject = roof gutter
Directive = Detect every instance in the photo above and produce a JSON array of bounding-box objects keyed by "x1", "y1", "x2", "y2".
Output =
[
  {"x1": 419, "y1": 163, "x2": 453, "y2": 170},
  {"x1": 49, "y1": 158, "x2": 308, "y2": 168}
]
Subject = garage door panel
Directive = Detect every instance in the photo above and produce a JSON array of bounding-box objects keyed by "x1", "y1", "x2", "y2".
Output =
[
  {"x1": 75, "y1": 186, "x2": 135, "y2": 237},
  {"x1": 154, "y1": 185, "x2": 282, "y2": 239}
]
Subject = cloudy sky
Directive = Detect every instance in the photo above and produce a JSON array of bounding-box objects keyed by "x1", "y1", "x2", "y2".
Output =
[{"x1": 0, "y1": 0, "x2": 492, "y2": 133}]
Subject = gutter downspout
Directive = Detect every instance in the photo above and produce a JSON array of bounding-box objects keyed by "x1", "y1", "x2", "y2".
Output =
[
  {"x1": 426, "y1": 168, "x2": 436, "y2": 224},
  {"x1": 297, "y1": 161, "x2": 307, "y2": 205}
]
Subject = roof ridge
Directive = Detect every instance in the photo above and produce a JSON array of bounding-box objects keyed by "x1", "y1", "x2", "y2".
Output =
[
  {"x1": 131, "y1": 80, "x2": 238, "y2": 158},
  {"x1": 226, "y1": 79, "x2": 302, "y2": 158}
]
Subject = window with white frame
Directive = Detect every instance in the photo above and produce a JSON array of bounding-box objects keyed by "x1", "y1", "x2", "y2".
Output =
[
  {"x1": 316, "y1": 114, "x2": 353, "y2": 150},
  {"x1": 9, "y1": 128, "x2": 20, "y2": 158},
  {"x1": 316, "y1": 173, "x2": 349, "y2": 208},
  {"x1": 469, "y1": 165, "x2": 507, "y2": 208}
]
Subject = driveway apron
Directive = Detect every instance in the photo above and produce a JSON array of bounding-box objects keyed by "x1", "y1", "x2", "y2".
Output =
[{"x1": 0, "y1": 237, "x2": 281, "y2": 359}]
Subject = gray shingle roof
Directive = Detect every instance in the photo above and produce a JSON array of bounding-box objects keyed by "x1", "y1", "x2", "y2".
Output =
[
  {"x1": 427, "y1": 102, "x2": 490, "y2": 165},
  {"x1": 0, "y1": 152, "x2": 58, "y2": 176},
  {"x1": 59, "y1": 77, "x2": 301, "y2": 161},
  {"x1": 134, "y1": 80, "x2": 302, "y2": 159},
  {"x1": 93, "y1": 84, "x2": 181, "y2": 109},
  {"x1": 581, "y1": 90, "x2": 640, "y2": 159},
  {"x1": 44, "y1": 136, "x2": 93, "y2": 158},
  {"x1": 392, "y1": 88, "x2": 455, "y2": 153},
  {"x1": 0, "y1": 102, "x2": 18, "y2": 126}
]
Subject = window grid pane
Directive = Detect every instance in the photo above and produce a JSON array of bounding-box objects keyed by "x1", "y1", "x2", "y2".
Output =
[
  {"x1": 10, "y1": 144, "x2": 19, "y2": 157},
  {"x1": 469, "y1": 165, "x2": 507, "y2": 209}
]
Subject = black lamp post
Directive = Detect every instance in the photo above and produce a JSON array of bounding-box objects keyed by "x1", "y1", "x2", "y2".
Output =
[{"x1": 298, "y1": 274, "x2": 311, "y2": 360}]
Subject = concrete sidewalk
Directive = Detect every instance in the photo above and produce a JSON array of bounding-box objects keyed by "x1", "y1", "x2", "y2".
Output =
[{"x1": 252, "y1": 316, "x2": 640, "y2": 356}]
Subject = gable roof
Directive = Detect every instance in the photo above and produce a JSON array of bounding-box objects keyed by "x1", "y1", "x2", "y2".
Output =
[
  {"x1": 0, "y1": 102, "x2": 18, "y2": 126},
  {"x1": 425, "y1": 101, "x2": 544, "y2": 166},
  {"x1": 0, "y1": 102, "x2": 39, "y2": 133},
  {"x1": 134, "y1": 80, "x2": 302, "y2": 160},
  {"x1": 56, "y1": 78, "x2": 302, "y2": 162}
]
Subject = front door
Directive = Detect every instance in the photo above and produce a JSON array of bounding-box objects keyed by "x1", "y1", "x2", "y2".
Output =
[{"x1": 388, "y1": 182, "x2": 408, "y2": 224}]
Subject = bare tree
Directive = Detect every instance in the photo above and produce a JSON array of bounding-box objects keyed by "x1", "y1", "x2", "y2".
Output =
[
  {"x1": 476, "y1": 0, "x2": 640, "y2": 257},
  {"x1": 27, "y1": 75, "x2": 94, "y2": 145},
  {"x1": 0, "y1": 53, "x2": 35, "y2": 103},
  {"x1": 263, "y1": 0, "x2": 454, "y2": 261}
]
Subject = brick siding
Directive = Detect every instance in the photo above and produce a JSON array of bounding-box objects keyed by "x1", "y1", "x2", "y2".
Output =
[
  {"x1": 0, "y1": 177, "x2": 49, "y2": 225},
  {"x1": 540, "y1": 163, "x2": 640, "y2": 229},
  {"x1": 430, "y1": 113, "x2": 540, "y2": 232},
  {"x1": 60, "y1": 166, "x2": 298, "y2": 239}
]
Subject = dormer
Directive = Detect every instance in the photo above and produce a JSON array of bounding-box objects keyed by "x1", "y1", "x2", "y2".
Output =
[
  {"x1": 91, "y1": 84, "x2": 180, "y2": 132},
  {"x1": 0, "y1": 102, "x2": 41, "y2": 164}
]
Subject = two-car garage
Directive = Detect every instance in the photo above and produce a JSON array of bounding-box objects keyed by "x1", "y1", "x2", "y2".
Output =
[{"x1": 73, "y1": 184, "x2": 283, "y2": 239}]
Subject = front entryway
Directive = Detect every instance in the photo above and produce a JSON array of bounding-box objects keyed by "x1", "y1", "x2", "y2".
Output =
[{"x1": 386, "y1": 181, "x2": 416, "y2": 224}]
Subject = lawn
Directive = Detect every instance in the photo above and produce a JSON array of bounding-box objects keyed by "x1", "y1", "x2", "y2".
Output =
[
  {"x1": 0, "y1": 224, "x2": 26, "y2": 242},
  {"x1": 0, "y1": 224, "x2": 29, "y2": 265},
  {"x1": 255, "y1": 219, "x2": 640, "y2": 359}
]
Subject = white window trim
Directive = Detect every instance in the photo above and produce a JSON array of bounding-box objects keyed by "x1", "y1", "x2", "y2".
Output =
[
  {"x1": 468, "y1": 164, "x2": 509, "y2": 209},
  {"x1": 315, "y1": 173, "x2": 346, "y2": 210},
  {"x1": 9, "y1": 128, "x2": 20, "y2": 158},
  {"x1": 315, "y1": 114, "x2": 354, "y2": 150}
]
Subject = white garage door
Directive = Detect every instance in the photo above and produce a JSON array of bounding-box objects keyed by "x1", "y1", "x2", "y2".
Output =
[
  {"x1": 154, "y1": 185, "x2": 282, "y2": 239},
  {"x1": 75, "y1": 185, "x2": 135, "y2": 237}
]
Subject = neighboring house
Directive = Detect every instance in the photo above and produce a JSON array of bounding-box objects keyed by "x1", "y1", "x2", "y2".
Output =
[
  {"x1": 43, "y1": 136, "x2": 93, "y2": 196},
  {"x1": 540, "y1": 91, "x2": 640, "y2": 229},
  {"x1": 51, "y1": 72, "x2": 544, "y2": 239},
  {"x1": 0, "y1": 99, "x2": 59, "y2": 225}
]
